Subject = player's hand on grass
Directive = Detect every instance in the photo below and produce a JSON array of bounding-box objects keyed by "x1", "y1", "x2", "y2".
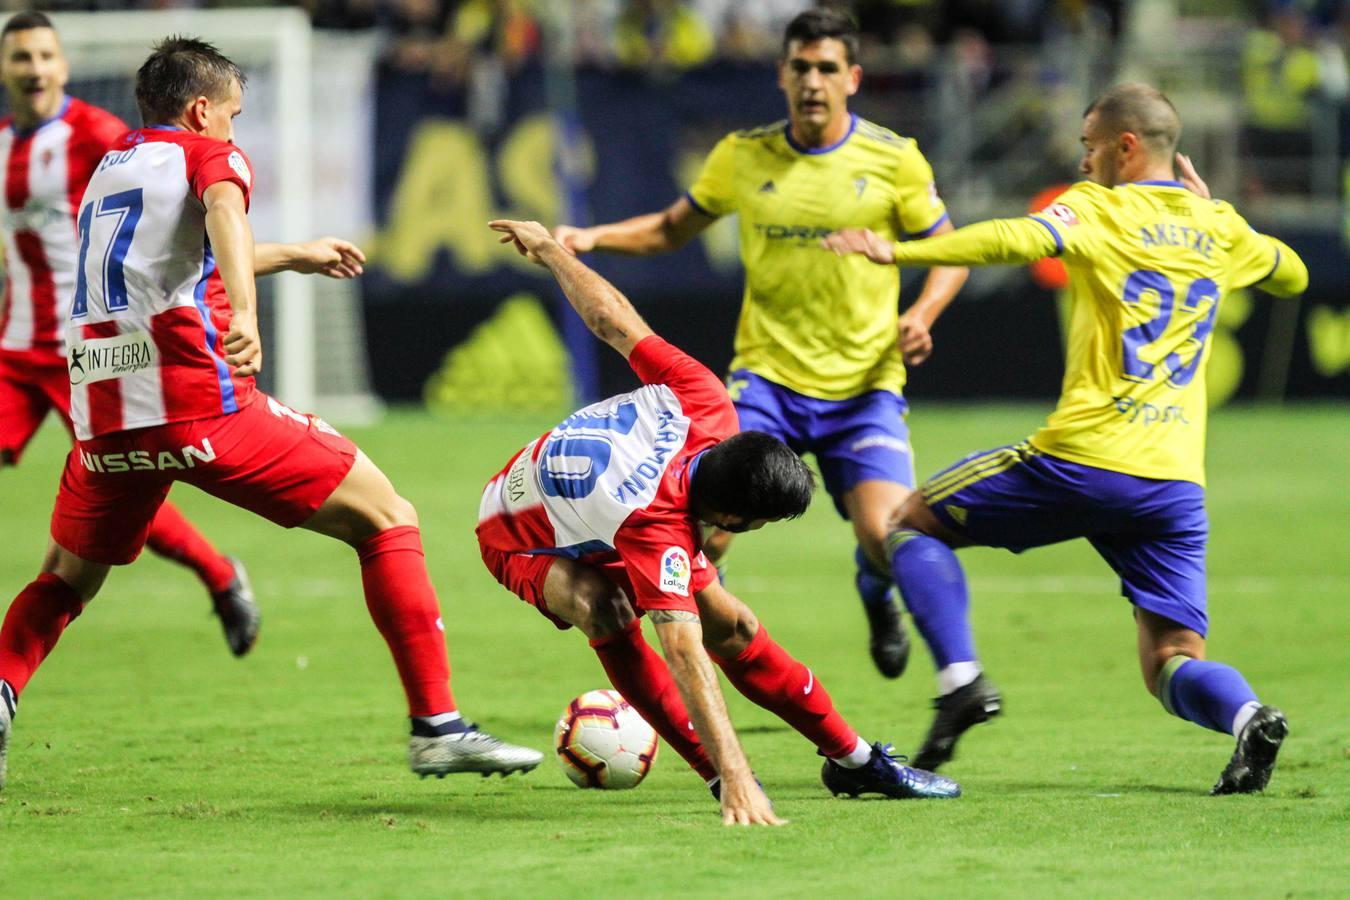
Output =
[
  {"x1": 897, "y1": 310, "x2": 934, "y2": 365},
  {"x1": 224, "y1": 311, "x2": 263, "y2": 376},
  {"x1": 551, "y1": 224, "x2": 594, "y2": 255},
  {"x1": 821, "y1": 228, "x2": 895, "y2": 265},
  {"x1": 1176, "y1": 153, "x2": 1211, "y2": 200},
  {"x1": 490, "y1": 219, "x2": 556, "y2": 266},
  {"x1": 294, "y1": 237, "x2": 366, "y2": 279},
  {"x1": 721, "y1": 773, "x2": 786, "y2": 827}
]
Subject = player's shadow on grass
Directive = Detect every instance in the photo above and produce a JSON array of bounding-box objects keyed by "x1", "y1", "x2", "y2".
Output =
[
  {"x1": 733, "y1": 724, "x2": 793, "y2": 735},
  {"x1": 977, "y1": 779, "x2": 1199, "y2": 796}
]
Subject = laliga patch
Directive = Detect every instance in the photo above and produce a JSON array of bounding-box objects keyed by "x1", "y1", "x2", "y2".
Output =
[
  {"x1": 1041, "y1": 203, "x2": 1079, "y2": 227},
  {"x1": 927, "y1": 181, "x2": 942, "y2": 208},
  {"x1": 659, "y1": 546, "x2": 692, "y2": 595},
  {"x1": 227, "y1": 151, "x2": 251, "y2": 187}
]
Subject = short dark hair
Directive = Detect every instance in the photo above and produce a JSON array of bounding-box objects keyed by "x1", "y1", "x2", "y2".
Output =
[
  {"x1": 691, "y1": 431, "x2": 815, "y2": 523},
  {"x1": 1084, "y1": 83, "x2": 1181, "y2": 159},
  {"x1": 2, "y1": 12, "x2": 55, "y2": 39},
  {"x1": 782, "y1": 8, "x2": 860, "y2": 65},
  {"x1": 135, "y1": 35, "x2": 246, "y2": 126}
]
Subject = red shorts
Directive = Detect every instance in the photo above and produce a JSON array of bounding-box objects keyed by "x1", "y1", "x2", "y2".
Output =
[
  {"x1": 0, "y1": 349, "x2": 73, "y2": 463},
  {"x1": 51, "y1": 393, "x2": 357, "y2": 565},
  {"x1": 478, "y1": 538, "x2": 639, "y2": 632}
]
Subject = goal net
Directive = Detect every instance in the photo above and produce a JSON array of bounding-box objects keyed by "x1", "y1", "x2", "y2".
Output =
[{"x1": 36, "y1": 9, "x2": 381, "y2": 422}]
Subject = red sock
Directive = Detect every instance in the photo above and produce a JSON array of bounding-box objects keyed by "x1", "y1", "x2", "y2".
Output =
[
  {"x1": 357, "y1": 526, "x2": 454, "y2": 717},
  {"x1": 0, "y1": 573, "x2": 86, "y2": 696},
  {"x1": 145, "y1": 501, "x2": 236, "y2": 594},
  {"x1": 591, "y1": 619, "x2": 716, "y2": 781},
  {"x1": 710, "y1": 625, "x2": 858, "y2": 759}
]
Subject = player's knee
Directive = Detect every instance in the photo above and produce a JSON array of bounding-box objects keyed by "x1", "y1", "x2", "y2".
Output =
[
  {"x1": 40, "y1": 544, "x2": 109, "y2": 603},
  {"x1": 574, "y1": 576, "x2": 633, "y2": 639},
  {"x1": 386, "y1": 494, "x2": 419, "y2": 529},
  {"x1": 1141, "y1": 645, "x2": 1201, "y2": 697}
]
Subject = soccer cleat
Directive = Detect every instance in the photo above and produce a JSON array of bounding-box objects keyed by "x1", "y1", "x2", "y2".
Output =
[
  {"x1": 821, "y1": 742, "x2": 960, "y2": 799},
  {"x1": 211, "y1": 557, "x2": 260, "y2": 658},
  {"x1": 409, "y1": 724, "x2": 544, "y2": 778},
  {"x1": 862, "y1": 592, "x2": 909, "y2": 679},
  {"x1": 912, "y1": 674, "x2": 1002, "y2": 771},
  {"x1": 1211, "y1": 705, "x2": 1288, "y2": 795},
  {"x1": 0, "y1": 680, "x2": 15, "y2": 792},
  {"x1": 855, "y1": 549, "x2": 908, "y2": 679}
]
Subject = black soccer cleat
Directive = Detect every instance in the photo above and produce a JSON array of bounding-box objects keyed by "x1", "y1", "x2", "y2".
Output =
[
  {"x1": 862, "y1": 593, "x2": 909, "y2": 679},
  {"x1": 912, "y1": 674, "x2": 1002, "y2": 771},
  {"x1": 211, "y1": 557, "x2": 261, "y2": 658},
  {"x1": 822, "y1": 742, "x2": 960, "y2": 799},
  {"x1": 1211, "y1": 705, "x2": 1288, "y2": 795}
]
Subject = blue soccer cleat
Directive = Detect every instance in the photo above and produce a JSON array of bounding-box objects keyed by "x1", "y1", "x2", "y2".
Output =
[{"x1": 822, "y1": 742, "x2": 961, "y2": 799}]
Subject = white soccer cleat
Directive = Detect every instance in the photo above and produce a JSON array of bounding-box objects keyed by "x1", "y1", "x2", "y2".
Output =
[{"x1": 409, "y1": 725, "x2": 544, "y2": 778}]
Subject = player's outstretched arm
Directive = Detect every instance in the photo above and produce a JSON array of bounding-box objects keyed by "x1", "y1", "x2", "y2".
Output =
[
  {"x1": 899, "y1": 218, "x2": 969, "y2": 366},
  {"x1": 824, "y1": 219, "x2": 1060, "y2": 269},
  {"x1": 204, "y1": 182, "x2": 261, "y2": 377},
  {"x1": 553, "y1": 196, "x2": 715, "y2": 257},
  {"x1": 648, "y1": 610, "x2": 785, "y2": 827},
  {"x1": 1256, "y1": 235, "x2": 1309, "y2": 297},
  {"x1": 490, "y1": 219, "x2": 655, "y2": 358},
  {"x1": 254, "y1": 238, "x2": 366, "y2": 279}
]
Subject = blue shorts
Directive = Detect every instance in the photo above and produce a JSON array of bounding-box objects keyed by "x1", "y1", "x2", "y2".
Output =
[
  {"x1": 729, "y1": 370, "x2": 915, "y2": 517},
  {"x1": 922, "y1": 442, "x2": 1210, "y2": 636}
]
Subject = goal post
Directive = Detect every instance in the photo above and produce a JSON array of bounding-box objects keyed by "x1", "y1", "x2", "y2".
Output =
[{"x1": 48, "y1": 9, "x2": 380, "y2": 422}]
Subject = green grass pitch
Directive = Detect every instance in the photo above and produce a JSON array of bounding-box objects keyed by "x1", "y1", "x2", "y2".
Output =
[{"x1": 2, "y1": 404, "x2": 1347, "y2": 897}]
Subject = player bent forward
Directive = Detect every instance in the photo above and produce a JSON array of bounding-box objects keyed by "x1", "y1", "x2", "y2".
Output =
[
  {"x1": 481, "y1": 219, "x2": 960, "y2": 825},
  {"x1": 0, "y1": 36, "x2": 541, "y2": 792}
]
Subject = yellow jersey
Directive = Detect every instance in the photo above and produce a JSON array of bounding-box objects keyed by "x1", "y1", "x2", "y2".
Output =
[
  {"x1": 687, "y1": 114, "x2": 949, "y2": 400},
  {"x1": 888, "y1": 180, "x2": 1308, "y2": 485}
]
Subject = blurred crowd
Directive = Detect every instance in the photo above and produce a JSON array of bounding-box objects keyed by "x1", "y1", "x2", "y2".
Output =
[{"x1": 6, "y1": 0, "x2": 1346, "y2": 198}]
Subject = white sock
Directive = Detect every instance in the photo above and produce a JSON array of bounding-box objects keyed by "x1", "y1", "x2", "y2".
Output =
[
  {"x1": 938, "y1": 661, "x2": 981, "y2": 696},
  {"x1": 1231, "y1": 701, "x2": 1261, "y2": 738},
  {"x1": 830, "y1": 736, "x2": 873, "y2": 769},
  {"x1": 418, "y1": 711, "x2": 462, "y2": 728}
]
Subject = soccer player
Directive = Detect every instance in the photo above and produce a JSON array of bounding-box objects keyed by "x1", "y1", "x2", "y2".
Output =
[
  {"x1": 0, "y1": 36, "x2": 542, "y2": 792},
  {"x1": 822, "y1": 83, "x2": 1308, "y2": 794},
  {"x1": 483, "y1": 218, "x2": 961, "y2": 826},
  {"x1": 0, "y1": 11, "x2": 266, "y2": 655},
  {"x1": 552, "y1": 8, "x2": 968, "y2": 680}
]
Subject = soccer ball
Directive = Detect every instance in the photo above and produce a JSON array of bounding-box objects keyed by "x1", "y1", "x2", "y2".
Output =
[{"x1": 554, "y1": 689, "x2": 658, "y2": 789}]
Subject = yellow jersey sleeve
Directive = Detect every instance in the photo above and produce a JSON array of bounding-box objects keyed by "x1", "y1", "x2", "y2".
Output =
[
  {"x1": 890, "y1": 216, "x2": 1060, "y2": 267},
  {"x1": 893, "y1": 141, "x2": 949, "y2": 237},
  {"x1": 686, "y1": 133, "x2": 737, "y2": 218},
  {"x1": 1221, "y1": 207, "x2": 1309, "y2": 297},
  {"x1": 1027, "y1": 182, "x2": 1111, "y2": 260}
]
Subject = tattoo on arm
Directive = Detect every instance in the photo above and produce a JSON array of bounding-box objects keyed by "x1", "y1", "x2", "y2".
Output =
[{"x1": 648, "y1": 609, "x2": 700, "y2": 624}]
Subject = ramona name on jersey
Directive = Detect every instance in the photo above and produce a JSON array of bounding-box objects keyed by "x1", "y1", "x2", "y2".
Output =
[
  {"x1": 1138, "y1": 223, "x2": 1214, "y2": 258},
  {"x1": 608, "y1": 409, "x2": 682, "y2": 503},
  {"x1": 80, "y1": 439, "x2": 217, "y2": 473}
]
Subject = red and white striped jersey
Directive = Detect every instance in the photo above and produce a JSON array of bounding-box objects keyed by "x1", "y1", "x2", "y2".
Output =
[
  {"x1": 477, "y1": 336, "x2": 736, "y2": 611},
  {"x1": 67, "y1": 126, "x2": 256, "y2": 440},
  {"x1": 0, "y1": 97, "x2": 126, "y2": 356}
]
